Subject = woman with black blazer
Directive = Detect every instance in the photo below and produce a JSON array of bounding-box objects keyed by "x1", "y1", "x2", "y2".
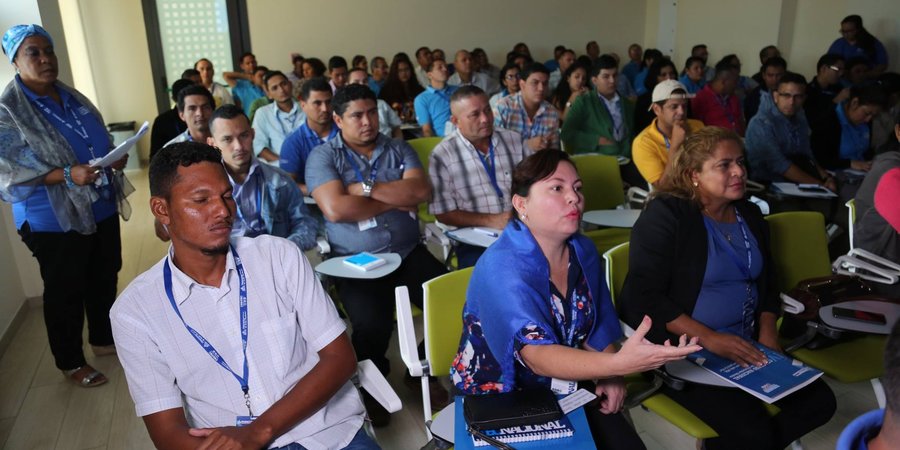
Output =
[{"x1": 619, "y1": 127, "x2": 836, "y2": 450}]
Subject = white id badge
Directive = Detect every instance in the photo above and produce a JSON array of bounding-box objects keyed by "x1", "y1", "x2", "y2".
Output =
[
  {"x1": 358, "y1": 217, "x2": 377, "y2": 231},
  {"x1": 88, "y1": 157, "x2": 109, "y2": 187},
  {"x1": 235, "y1": 415, "x2": 257, "y2": 427},
  {"x1": 551, "y1": 377, "x2": 578, "y2": 395}
]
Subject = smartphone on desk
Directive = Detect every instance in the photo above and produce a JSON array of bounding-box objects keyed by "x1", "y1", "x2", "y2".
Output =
[{"x1": 832, "y1": 306, "x2": 887, "y2": 325}]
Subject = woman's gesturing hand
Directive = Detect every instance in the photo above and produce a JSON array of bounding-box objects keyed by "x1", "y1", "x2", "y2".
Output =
[{"x1": 612, "y1": 315, "x2": 702, "y2": 374}]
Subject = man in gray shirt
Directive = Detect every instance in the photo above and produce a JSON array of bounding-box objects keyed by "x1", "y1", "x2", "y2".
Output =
[{"x1": 305, "y1": 84, "x2": 448, "y2": 425}]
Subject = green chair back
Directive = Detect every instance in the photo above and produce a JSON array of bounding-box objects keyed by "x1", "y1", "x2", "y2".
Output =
[
  {"x1": 602, "y1": 242, "x2": 630, "y2": 305},
  {"x1": 764, "y1": 211, "x2": 832, "y2": 293},
  {"x1": 407, "y1": 137, "x2": 443, "y2": 175},
  {"x1": 408, "y1": 137, "x2": 443, "y2": 224},
  {"x1": 423, "y1": 267, "x2": 474, "y2": 376},
  {"x1": 571, "y1": 154, "x2": 625, "y2": 211}
]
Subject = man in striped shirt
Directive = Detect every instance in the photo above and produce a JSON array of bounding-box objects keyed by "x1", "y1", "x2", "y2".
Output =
[{"x1": 429, "y1": 86, "x2": 531, "y2": 267}]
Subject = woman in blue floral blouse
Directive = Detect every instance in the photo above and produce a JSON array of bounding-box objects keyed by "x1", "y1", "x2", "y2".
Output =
[{"x1": 450, "y1": 150, "x2": 700, "y2": 450}]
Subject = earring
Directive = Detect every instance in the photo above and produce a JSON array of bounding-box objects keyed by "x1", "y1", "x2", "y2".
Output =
[
  {"x1": 522, "y1": 212, "x2": 528, "y2": 221},
  {"x1": 693, "y1": 182, "x2": 698, "y2": 187}
]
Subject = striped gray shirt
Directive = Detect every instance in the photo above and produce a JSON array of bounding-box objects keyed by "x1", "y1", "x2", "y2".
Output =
[{"x1": 429, "y1": 128, "x2": 531, "y2": 216}]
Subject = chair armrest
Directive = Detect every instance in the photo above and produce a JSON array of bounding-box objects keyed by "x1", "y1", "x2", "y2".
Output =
[
  {"x1": 625, "y1": 187, "x2": 649, "y2": 209},
  {"x1": 395, "y1": 286, "x2": 426, "y2": 377},
  {"x1": 780, "y1": 293, "x2": 805, "y2": 315},
  {"x1": 748, "y1": 195, "x2": 770, "y2": 215},
  {"x1": 316, "y1": 237, "x2": 331, "y2": 255},
  {"x1": 424, "y1": 222, "x2": 450, "y2": 247},
  {"x1": 624, "y1": 372, "x2": 664, "y2": 409},
  {"x1": 833, "y1": 248, "x2": 900, "y2": 285},
  {"x1": 357, "y1": 359, "x2": 402, "y2": 413}
]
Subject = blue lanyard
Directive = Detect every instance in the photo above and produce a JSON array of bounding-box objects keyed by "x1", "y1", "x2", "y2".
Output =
[
  {"x1": 705, "y1": 208, "x2": 752, "y2": 280},
  {"x1": 34, "y1": 97, "x2": 98, "y2": 158},
  {"x1": 475, "y1": 140, "x2": 504, "y2": 200},
  {"x1": 598, "y1": 95, "x2": 624, "y2": 140},
  {"x1": 715, "y1": 94, "x2": 737, "y2": 127},
  {"x1": 163, "y1": 245, "x2": 253, "y2": 415},
  {"x1": 704, "y1": 209, "x2": 756, "y2": 338},
  {"x1": 655, "y1": 121, "x2": 671, "y2": 150},
  {"x1": 274, "y1": 106, "x2": 297, "y2": 136},
  {"x1": 344, "y1": 149, "x2": 380, "y2": 183},
  {"x1": 548, "y1": 248, "x2": 579, "y2": 347}
]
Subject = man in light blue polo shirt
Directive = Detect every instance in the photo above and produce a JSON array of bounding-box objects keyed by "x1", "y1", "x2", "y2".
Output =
[
  {"x1": 306, "y1": 84, "x2": 448, "y2": 426},
  {"x1": 280, "y1": 77, "x2": 338, "y2": 194},
  {"x1": 252, "y1": 70, "x2": 306, "y2": 163},
  {"x1": 414, "y1": 59, "x2": 458, "y2": 137},
  {"x1": 223, "y1": 52, "x2": 266, "y2": 116}
]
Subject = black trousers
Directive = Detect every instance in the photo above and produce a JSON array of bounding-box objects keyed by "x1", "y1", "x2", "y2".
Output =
[
  {"x1": 577, "y1": 380, "x2": 646, "y2": 450},
  {"x1": 18, "y1": 216, "x2": 122, "y2": 371},
  {"x1": 336, "y1": 244, "x2": 447, "y2": 374},
  {"x1": 661, "y1": 378, "x2": 836, "y2": 450}
]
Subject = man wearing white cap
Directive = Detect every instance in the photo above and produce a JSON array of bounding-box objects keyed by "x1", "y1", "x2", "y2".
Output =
[{"x1": 632, "y1": 79, "x2": 704, "y2": 186}]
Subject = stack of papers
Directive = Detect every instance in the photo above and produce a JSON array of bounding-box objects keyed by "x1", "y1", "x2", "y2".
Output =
[
  {"x1": 687, "y1": 341, "x2": 823, "y2": 403},
  {"x1": 771, "y1": 182, "x2": 837, "y2": 199}
]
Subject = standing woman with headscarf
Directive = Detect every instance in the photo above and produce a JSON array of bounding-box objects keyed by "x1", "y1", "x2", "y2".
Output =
[{"x1": 0, "y1": 25, "x2": 133, "y2": 387}]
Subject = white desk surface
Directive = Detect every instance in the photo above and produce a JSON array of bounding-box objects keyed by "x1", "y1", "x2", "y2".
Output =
[
  {"x1": 314, "y1": 253, "x2": 401, "y2": 279},
  {"x1": 445, "y1": 227, "x2": 501, "y2": 248},
  {"x1": 665, "y1": 359, "x2": 732, "y2": 387},
  {"x1": 820, "y1": 300, "x2": 900, "y2": 334},
  {"x1": 429, "y1": 402, "x2": 455, "y2": 444},
  {"x1": 582, "y1": 209, "x2": 641, "y2": 228}
]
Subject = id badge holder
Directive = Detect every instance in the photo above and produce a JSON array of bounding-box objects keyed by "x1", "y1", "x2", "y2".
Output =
[
  {"x1": 88, "y1": 157, "x2": 109, "y2": 187},
  {"x1": 358, "y1": 217, "x2": 377, "y2": 231},
  {"x1": 551, "y1": 377, "x2": 578, "y2": 395},
  {"x1": 235, "y1": 415, "x2": 257, "y2": 427}
]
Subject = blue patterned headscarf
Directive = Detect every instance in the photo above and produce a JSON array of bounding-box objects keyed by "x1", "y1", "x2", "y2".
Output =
[{"x1": 2, "y1": 24, "x2": 54, "y2": 64}]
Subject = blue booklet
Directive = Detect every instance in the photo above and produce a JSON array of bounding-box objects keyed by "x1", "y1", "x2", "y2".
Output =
[
  {"x1": 453, "y1": 396, "x2": 594, "y2": 449},
  {"x1": 687, "y1": 341, "x2": 823, "y2": 404},
  {"x1": 342, "y1": 252, "x2": 386, "y2": 271}
]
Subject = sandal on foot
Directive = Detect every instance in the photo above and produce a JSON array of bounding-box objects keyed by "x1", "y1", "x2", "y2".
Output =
[
  {"x1": 91, "y1": 344, "x2": 117, "y2": 356},
  {"x1": 63, "y1": 366, "x2": 108, "y2": 388}
]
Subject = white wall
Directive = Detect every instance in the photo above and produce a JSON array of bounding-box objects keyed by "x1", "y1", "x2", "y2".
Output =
[
  {"x1": 246, "y1": 0, "x2": 649, "y2": 74},
  {"x1": 0, "y1": 0, "x2": 46, "y2": 342}
]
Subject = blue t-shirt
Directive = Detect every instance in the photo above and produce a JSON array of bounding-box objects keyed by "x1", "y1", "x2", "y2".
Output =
[
  {"x1": 367, "y1": 77, "x2": 384, "y2": 97},
  {"x1": 828, "y1": 37, "x2": 889, "y2": 68},
  {"x1": 13, "y1": 79, "x2": 117, "y2": 231},
  {"x1": 279, "y1": 121, "x2": 339, "y2": 183},
  {"x1": 414, "y1": 85, "x2": 458, "y2": 137},
  {"x1": 692, "y1": 217, "x2": 763, "y2": 338},
  {"x1": 231, "y1": 79, "x2": 265, "y2": 117}
]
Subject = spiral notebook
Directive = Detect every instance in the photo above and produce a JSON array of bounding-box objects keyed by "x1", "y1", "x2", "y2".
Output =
[{"x1": 453, "y1": 397, "x2": 593, "y2": 449}]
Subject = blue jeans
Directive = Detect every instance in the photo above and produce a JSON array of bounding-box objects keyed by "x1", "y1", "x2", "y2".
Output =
[{"x1": 271, "y1": 427, "x2": 380, "y2": 450}]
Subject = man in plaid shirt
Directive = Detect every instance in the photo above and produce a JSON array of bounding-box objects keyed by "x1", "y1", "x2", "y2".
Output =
[
  {"x1": 493, "y1": 62, "x2": 560, "y2": 152},
  {"x1": 430, "y1": 86, "x2": 531, "y2": 267}
]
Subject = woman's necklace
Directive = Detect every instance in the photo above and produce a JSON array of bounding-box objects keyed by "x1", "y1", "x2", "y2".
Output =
[{"x1": 703, "y1": 206, "x2": 734, "y2": 241}]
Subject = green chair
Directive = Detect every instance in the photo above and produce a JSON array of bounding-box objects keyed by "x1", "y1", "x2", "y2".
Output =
[
  {"x1": 571, "y1": 154, "x2": 626, "y2": 211},
  {"x1": 602, "y1": 242, "x2": 720, "y2": 439},
  {"x1": 584, "y1": 228, "x2": 631, "y2": 262},
  {"x1": 766, "y1": 211, "x2": 887, "y2": 408},
  {"x1": 408, "y1": 137, "x2": 443, "y2": 224},
  {"x1": 396, "y1": 268, "x2": 474, "y2": 440}
]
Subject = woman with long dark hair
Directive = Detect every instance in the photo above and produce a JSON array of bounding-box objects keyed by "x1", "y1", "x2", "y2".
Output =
[
  {"x1": 378, "y1": 53, "x2": 424, "y2": 123},
  {"x1": 551, "y1": 62, "x2": 590, "y2": 121}
]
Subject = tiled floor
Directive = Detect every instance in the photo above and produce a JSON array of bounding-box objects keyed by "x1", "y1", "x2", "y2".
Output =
[{"x1": 0, "y1": 168, "x2": 879, "y2": 449}]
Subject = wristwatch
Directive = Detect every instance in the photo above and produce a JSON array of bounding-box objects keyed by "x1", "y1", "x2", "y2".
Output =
[{"x1": 362, "y1": 180, "x2": 374, "y2": 197}]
